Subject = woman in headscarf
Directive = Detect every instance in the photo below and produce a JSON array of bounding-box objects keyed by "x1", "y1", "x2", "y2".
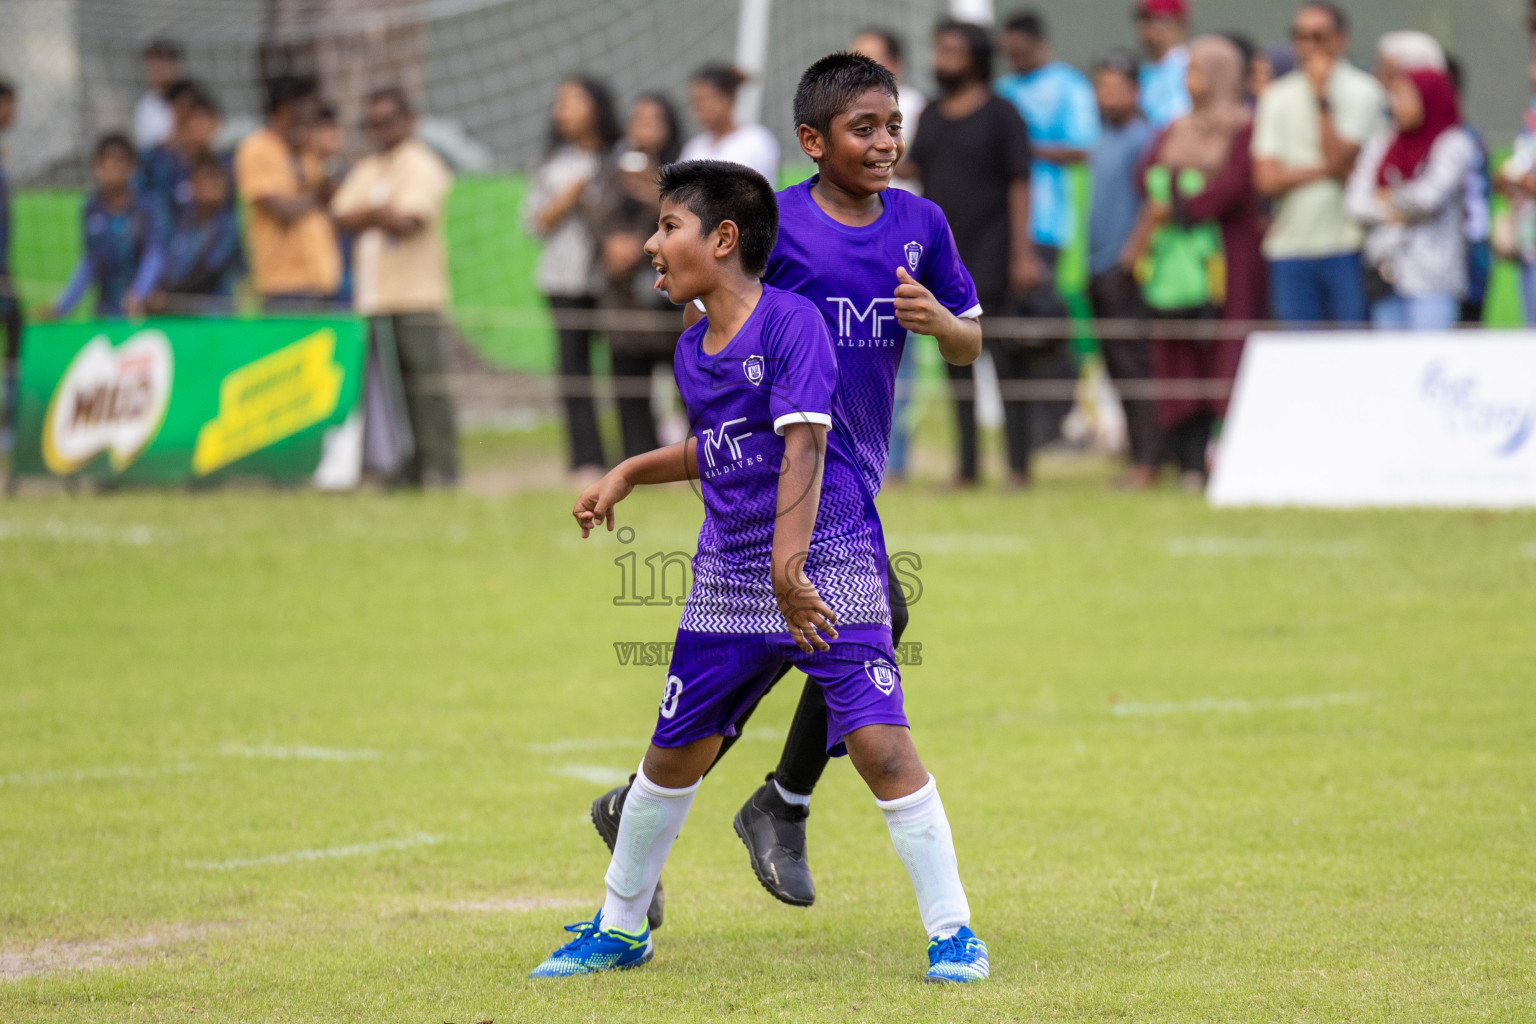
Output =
[
  {"x1": 1345, "y1": 68, "x2": 1475, "y2": 329},
  {"x1": 1123, "y1": 34, "x2": 1265, "y2": 489}
]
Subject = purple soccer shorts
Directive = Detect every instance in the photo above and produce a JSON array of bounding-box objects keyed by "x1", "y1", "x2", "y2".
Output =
[{"x1": 650, "y1": 625, "x2": 906, "y2": 755}]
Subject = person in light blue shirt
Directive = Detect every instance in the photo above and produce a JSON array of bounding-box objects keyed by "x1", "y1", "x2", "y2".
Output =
[
  {"x1": 997, "y1": 11, "x2": 1099, "y2": 251},
  {"x1": 1134, "y1": 0, "x2": 1192, "y2": 127}
]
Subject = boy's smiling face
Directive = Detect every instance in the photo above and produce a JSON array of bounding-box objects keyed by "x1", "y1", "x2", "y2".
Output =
[
  {"x1": 646, "y1": 198, "x2": 731, "y2": 305},
  {"x1": 799, "y1": 86, "x2": 903, "y2": 197}
]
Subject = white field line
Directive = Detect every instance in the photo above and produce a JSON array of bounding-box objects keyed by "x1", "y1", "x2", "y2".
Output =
[
  {"x1": 889, "y1": 533, "x2": 1031, "y2": 555},
  {"x1": 1166, "y1": 536, "x2": 1361, "y2": 558},
  {"x1": 441, "y1": 897, "x2": 589, "y2": 914},
  {"x1": 0, "y1": 763, "x2": 197, "y2": 788},
  {"x1": 1112, "y1": 692, "x2": 1373, "y2": 717},
  {"x1": 219, "y1": 744, "x2": 383, "y2": 761},
  {"x1": 188, "y1": 833, "x2": 442, "y2": 870},
  {"x1": 0, "y1": 519, "x2": 174, "y2": 546},
  {"x1": 530, "y1": 728, "x2": 778, "y2": 758},
  {"x1": 546, "y1": 764, "x2": 631, "y2": 786}
]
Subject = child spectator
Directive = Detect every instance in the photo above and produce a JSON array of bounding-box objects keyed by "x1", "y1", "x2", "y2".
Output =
[
  {"x1": 49, "y1": 134, "x2": 164, "y2": 319},
  {"x1": 137, "y1": 85, "x2": 225, "y2": 237},
  {"x1": 155, "y1": 155, "x2": 245, "y2": 315}
]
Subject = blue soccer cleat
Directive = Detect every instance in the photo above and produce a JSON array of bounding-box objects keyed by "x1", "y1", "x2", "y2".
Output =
[
  {"x1": 925, "y1": 926, "x2": 990, "y2": 983},
  {"x1": 528, "y1": 912, "x2": 653, "y2": 978}
]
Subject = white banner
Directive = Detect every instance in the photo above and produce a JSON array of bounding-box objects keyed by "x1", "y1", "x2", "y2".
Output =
[{"x1": 1209, "y1": 332, "x2": 1536, "y2": 508}]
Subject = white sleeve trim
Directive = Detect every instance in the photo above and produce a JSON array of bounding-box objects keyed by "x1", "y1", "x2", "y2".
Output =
[
  {"x1": 957, "y1": 303, "x2": 983, "y2": 320},
  {"x1": 773, "y1": 411, "x2": 833, "y2": 435}
]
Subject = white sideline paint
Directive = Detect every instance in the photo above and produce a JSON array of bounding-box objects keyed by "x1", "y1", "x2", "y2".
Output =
[
  {"x1": 546, "y1": 764, "x2": 631, "y2": 786},
  {"x1": 531, "y1": 729, "x2": 778, "y2": 757},
  {"x1": 0, "y1": 763, "x2": 196, "y2": 787},
  {"x1": 890, "y1": 534, "x2": 1031, "y2": 555},
  {"x1": 0, "y1": 519, "x2": 173, "y2": 546},
  {"x1": 442, "y1": 897, "x2": 588, "y2": 914},
  {"x1": 188, "y1": 833, "x2": 442, "y2": 870},
  {"x1": 1166, "y1": 537, "x2": 1362, "y2": 558},
  {"x1": 1111, "y1": 692, "x2": 1373, "y2": 717},
  {"x1": 219, "y1": 744, "x2": 383, "y2": 761}
]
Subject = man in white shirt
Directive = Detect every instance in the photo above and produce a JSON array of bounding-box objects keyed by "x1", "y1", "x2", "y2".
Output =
[
  {"x1": 134, "y1": 39, "x2": 182, "y2": 151},
  {"x1": 1252, "y1": 2, "x2": 1385, "y2": 324},
  {"x1": 678, "y1": 64, "x2": 779, "y2": 184}
]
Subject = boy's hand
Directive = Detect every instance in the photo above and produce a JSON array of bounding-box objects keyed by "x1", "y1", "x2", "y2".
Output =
[
  {"x1": 774, "y1": 560, "x2": 839, "y2": 653},
  {"x1": 572, "y1": 469, "x2": 634, "y2": 538},
  {"x1": 894, "y1": 266, "x2": 952, "y2": 336}
]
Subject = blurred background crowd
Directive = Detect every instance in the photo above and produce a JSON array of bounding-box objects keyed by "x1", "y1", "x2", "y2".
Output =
[{"x1": 2, "y1": 0, "x2": 1535, "y2": 493}]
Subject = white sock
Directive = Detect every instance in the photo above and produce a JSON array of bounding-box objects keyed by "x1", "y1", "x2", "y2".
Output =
[
  {"x1": 601, "y1": 765, "x2": 698, "y2": 935},
  {"x1": 773, "y1": 778, "x2": 811, "y2": 808},
  {"x1": 875, "y1": 774, "x2": 971, "y2": 940}
]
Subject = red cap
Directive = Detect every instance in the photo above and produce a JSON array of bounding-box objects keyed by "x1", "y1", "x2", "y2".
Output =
[{"x1": 1136, "y1": 0, "x2": 1189, "y2": 19}]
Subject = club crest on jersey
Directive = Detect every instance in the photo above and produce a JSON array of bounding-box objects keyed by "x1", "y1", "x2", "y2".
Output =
[
  {"x1": 904, "y1": 241, "x2": 923, "y2": 271},
  {"x1": 865, "y1": 657, "x2": 898, "y2": 695},
  {"x1": 743, "y1": 354, "x2": 765, "y2": 385}
]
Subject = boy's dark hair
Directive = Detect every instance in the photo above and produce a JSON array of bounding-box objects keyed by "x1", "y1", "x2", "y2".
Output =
[
  {"x1": 934, "y1": 19, "x2": 993, "y2": 82},
  {"x1": 0, "y1": 79, "x2": 16, "y2": 102},
  {"x1": 691, "y1": 64, "x2": 748, "y2": 98},
  {"x1": 94, "y1": 133, "x2": 136, "y2": 162},
  {"x1": 855, "y1": 27, "x2": 905, "y2": 64},
  {"x1": 1092, "y1": 48, "x2": 1141, "y2": 85},
  {"x1": 187, "y1": 90, "x2": 221, "y2": 118},
  {"x1": 793, "y1": 52, "x2": 899, "y2": 136},
  {"x1": 1003, "y1": 10, "x2": 1046, "y2": 39},
  {"x1": 656, "y1": 159, "x2": 778, "y2": 276},
  {"x1": 1445, "y1": 53, "x2": 1465, "y2": 95},
  {"x1": 316, "y1": 102, "x2": 337, "y2": 124},
  {"x1": 1300, "y1": 1, "x2": 1348, "y2": 34},
  {"x1": 1222, "y1": 31, "x2": 1258, "y2": 83},
  {"x1": 264, "y1": 74, "x2": 317, "y2": 117},
  {"x1": 143, "y1": 38, "x2": 182, "y2": 60},
  {"x1": 366, "y1": 86, "x2": 413, "y2": 119}
]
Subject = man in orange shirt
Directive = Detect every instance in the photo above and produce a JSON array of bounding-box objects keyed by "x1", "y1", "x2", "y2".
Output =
[{"x1": 234, "y1": 75, "x2": 340, "y2": 311}]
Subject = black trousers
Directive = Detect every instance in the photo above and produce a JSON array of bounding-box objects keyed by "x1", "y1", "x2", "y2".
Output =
[
  {"x1": 0, "y1": 277, "x2": 23, "y2": 431},
  {"x1": 549, "y1": 294, "x2": 606, "y2": 470},
  {"x1": 946, "y1": 248, "x2": 1075, "y2": 481},
  {"x1": 705, "y1": 556, "x2": 912, "y2": 794},
  {"x1": 1088, "y1": 268, "x2": 1163, "y2": 469}
]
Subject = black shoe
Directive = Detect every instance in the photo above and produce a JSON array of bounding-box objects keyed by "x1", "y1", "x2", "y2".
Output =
[
  {"x1": 589, "y1": 779, "x2": 665, "y2": 931},
  {"x1": 732, "y1": 774, "x2": 815, "y2": 907}
]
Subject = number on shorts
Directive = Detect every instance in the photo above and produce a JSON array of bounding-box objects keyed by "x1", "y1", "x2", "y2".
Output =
[{"x1": 659, "y1": 675, "x2": 684, "y2": 719}]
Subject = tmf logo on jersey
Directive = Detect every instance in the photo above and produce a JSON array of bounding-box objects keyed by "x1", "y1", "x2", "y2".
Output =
[
  {"x1": 699, "y1": 417, "x2": 754, "y2": 468},
  {"x1": 825, "y1": 296, "x2": 898, "y2": 342}
]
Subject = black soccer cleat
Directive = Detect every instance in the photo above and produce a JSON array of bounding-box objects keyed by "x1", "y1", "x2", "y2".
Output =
[
  {"x1": 589, "y1": 780, "x2": 665, "y2": 931},
  {"x1": 732, "y1": 774, "x2": 816, "y2": 907}
]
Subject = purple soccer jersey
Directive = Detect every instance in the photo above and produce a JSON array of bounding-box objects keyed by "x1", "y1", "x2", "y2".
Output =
[
  {"x1": 765, "y1": 178, "x2": 982, "y2": 496},
  {"x1": 673, "y1": 285, "x2": 890, "y2": 635}
]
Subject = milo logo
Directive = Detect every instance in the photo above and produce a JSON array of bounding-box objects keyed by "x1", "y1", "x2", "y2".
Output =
[{"x1": 42, "y1": 330, "x2": 173, "y2": 474}]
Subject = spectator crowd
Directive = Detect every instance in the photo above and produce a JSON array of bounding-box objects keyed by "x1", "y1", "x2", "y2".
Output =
[{"x1": 1, "y1": 2, "x2": 1535, "y2": 491}]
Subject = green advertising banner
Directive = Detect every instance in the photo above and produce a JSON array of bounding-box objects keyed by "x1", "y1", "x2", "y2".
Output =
[{"x1": 11, "y1": 317, "x2": 367, "y2": 485}]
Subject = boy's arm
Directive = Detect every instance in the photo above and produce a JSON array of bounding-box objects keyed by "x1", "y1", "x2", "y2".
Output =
[
  {"x1": 572, "y1": 438, "x2": 697, "y2": 537},
  {"x1": 52, "y1": 258, "x2": 93, "y2": 317},
  {"x1": 773, "y1": 422, "x2": 838, "y2": 653},
  {"x1": 894, "y1": 266, "x2": 982, "y2": 366}
]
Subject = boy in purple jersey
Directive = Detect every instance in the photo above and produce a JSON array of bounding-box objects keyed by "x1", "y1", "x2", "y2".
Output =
[
  {"x1": 590, "y1": 53, "x2": 983, "y2": 914},
  {"x1": 530, "y1": 161, "x2": 987, "y2": 983}
]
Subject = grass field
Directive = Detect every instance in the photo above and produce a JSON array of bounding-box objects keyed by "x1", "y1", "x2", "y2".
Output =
[{"x1": 2, "y1": 448, "x2": 1534, "y2": 1022}]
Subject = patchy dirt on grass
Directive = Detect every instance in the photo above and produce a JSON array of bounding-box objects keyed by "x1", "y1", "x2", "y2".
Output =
[{"x1": 0, "y1": 924, "x2": 211, "y2": 981}]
